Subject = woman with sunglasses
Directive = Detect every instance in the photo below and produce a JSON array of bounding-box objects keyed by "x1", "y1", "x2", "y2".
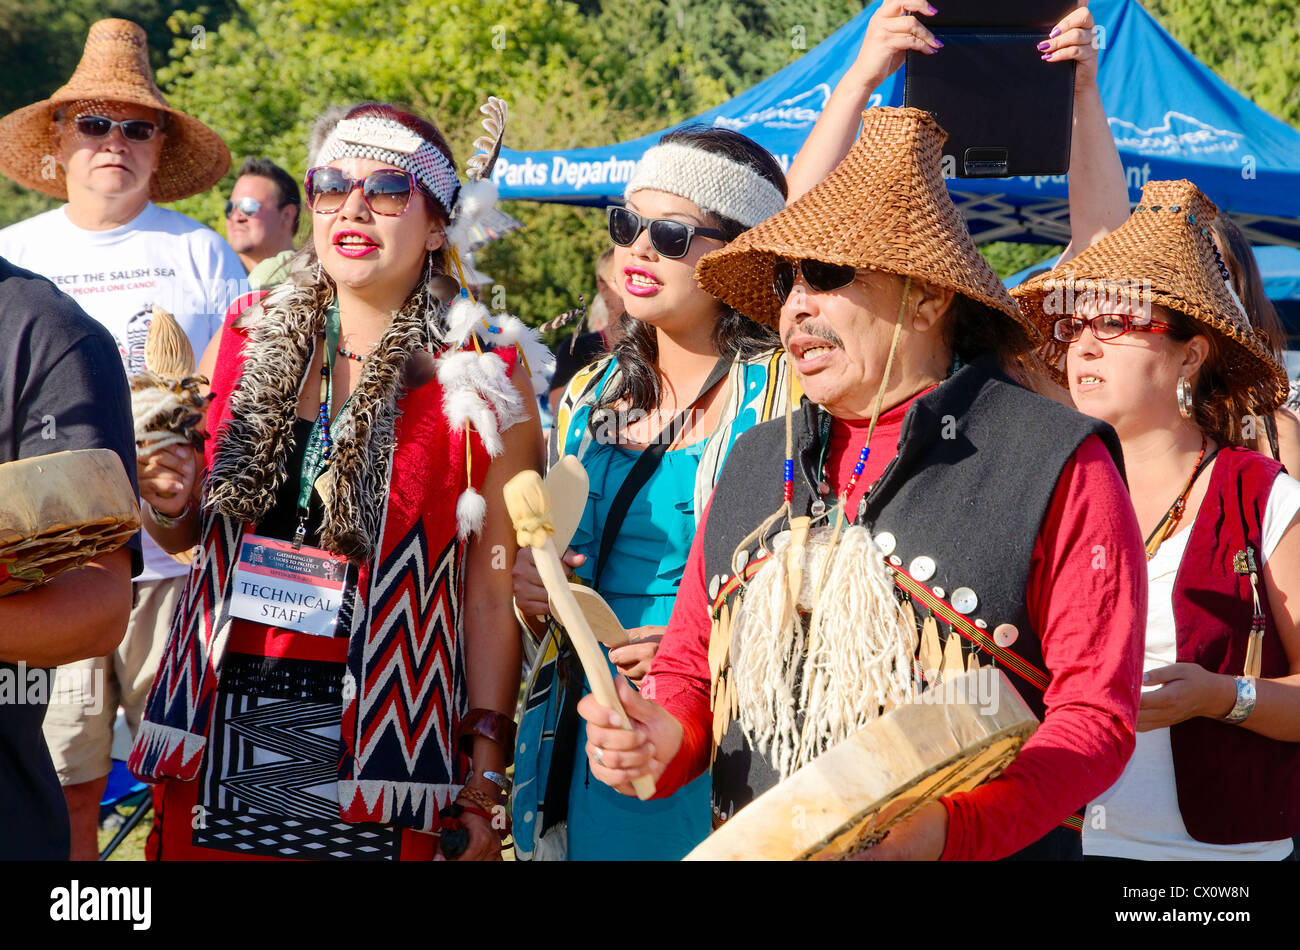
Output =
[
  {"x1": 1013, "y1": 179, "x2": 1300, "y2": 860},
  {"x1": 131, "y1": 102, "x2": 542, "y2": 861},
  {"x1": 511, "y1": 126, "x2": 791, "y2": 860}
]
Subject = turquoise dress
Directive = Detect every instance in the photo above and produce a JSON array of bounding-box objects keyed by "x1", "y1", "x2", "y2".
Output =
[{"x1": 564, "y1": 438, "x2": 712, "y2": 860}]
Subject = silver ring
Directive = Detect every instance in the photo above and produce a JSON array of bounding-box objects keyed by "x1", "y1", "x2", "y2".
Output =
[{"x1": 594, "y1": 747, "x2": 606, "y2": 767}]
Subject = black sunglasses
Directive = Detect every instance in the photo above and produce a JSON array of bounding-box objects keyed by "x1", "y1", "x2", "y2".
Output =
[
  {"x1": 606, "y1": 206, "x2": 727, "y2": 259},
  {"x1": 305, "y1": 166, "x2": 419, "y2": 217},
  {"x1": 771, "y1": 258, "x2": 859, "y2": 304},
  {"x1": 71, "y1": 114, "x2": 157, "y2": 142}
]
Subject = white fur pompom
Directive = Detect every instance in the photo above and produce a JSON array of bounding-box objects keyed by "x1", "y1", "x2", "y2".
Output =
[
  {"x1": 456, "y1": 487, "x2": 487, "y2": 539},
  {"x1": 444, "y1": 297, "x2": 488, "y2": 348}
]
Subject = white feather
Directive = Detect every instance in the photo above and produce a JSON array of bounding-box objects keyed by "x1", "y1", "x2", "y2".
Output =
[
  {"x1": 493, "y1": 314, "x2": 525, "y2": 347},
  {"x1": 443, "y1": 298, "x2": 488, "y2": 347},
  {"x1": 471, "y1": 405, "x2": 504, "y2": 456},
  {"x1": 444, "y1": 387, "x2": 486, "y2": 431},
  {"x1": 436, "y1": 349, "x2": 480, "y2": 388},
  {"x1": 456, "y1": 179, "x2": 498, "y2": 226}
]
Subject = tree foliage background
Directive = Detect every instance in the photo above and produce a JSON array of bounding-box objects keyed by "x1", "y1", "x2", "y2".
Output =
[{"x1": 1, "y1": 0, "x2": 1296, "y2": 331}]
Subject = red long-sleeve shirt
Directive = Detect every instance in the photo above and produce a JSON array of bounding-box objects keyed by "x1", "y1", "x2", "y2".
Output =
[{"x1": 644, "y1": 397, "x2": 1146, "y2": 861}]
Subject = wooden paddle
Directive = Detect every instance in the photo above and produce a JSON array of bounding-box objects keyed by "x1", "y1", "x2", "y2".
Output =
[
  {"x1": 546, "y1": 455, "x2": 588, "y2": 552},
  {"x1": 568, "y1": 583, "x2": 629, "y2": 648},
  {"x1": 505, "y1": 470, "x2": 656, "y2": 800}
]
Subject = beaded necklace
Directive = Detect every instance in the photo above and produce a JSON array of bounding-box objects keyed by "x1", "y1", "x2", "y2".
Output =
[{"x1": 1143, "y1": 434, "x2": 1213, "y2": 560}]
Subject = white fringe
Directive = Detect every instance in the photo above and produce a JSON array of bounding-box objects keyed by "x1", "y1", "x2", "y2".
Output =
[{"x1": 730, "y1": 525, "x2": 917, "y2": 781}]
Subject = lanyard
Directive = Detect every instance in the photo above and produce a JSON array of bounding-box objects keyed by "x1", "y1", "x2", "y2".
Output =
[{"x1": 295, "y1": 303, "x2": 345, "y2": 549}]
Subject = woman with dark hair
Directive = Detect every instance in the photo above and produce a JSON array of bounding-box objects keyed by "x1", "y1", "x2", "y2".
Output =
[
  {"x1": 1210, "y1": 215, "x2": 1300, "y2": 472},
  {"x1": 1013, "y1": 179, "x2": 1300, "y2": 860},
  {"x1": 132, "y1": 102, "x2": 543, "y2": 860},
  {"x1": 510, "y1": 125, "x2": 792, "y2": 860}
]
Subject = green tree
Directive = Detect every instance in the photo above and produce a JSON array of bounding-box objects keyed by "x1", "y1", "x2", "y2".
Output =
[{"x1": 149, "y1": 0, "x2": 677, "y2": 326}]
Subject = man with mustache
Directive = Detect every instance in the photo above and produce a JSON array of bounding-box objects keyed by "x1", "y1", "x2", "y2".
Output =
[{"x1": 576, "y1": 107, "x2": 1148, "y2": 860}]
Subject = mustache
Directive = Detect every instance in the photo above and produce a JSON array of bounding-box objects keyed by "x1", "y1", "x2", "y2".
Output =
[{"x1": 783, "y1": 323, "x2": 844, "y2": 350}]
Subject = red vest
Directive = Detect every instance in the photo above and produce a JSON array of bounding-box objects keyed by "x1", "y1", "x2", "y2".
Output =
[{"x1": 1170, "y1": 445, "x2": 1300, "y2": 844}]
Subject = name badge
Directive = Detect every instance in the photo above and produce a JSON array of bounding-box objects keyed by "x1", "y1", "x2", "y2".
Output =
[{"x1": 230, "y1": 533, "x2": 347, "y2": 637}]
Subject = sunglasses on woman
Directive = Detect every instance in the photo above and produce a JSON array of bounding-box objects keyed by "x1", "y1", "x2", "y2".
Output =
[
  {"x1": 1052, "y1": 313, "x2": 1172, "y2": 343},
  {"x1": 224, "y1": 196, "x2": 262, "y2": 218},
  {"x1": 305, "y1": 166, "x2": 420, "y2": 217},
  {"x1": 772, "y1": 258, "x2": 859, "y2": 304},
  {"x1": 70, "y1": 114, "x2": 158, "y2": 142},
  {"x1": 606, "y1": 206, "x2": 727, "y2": 259}
]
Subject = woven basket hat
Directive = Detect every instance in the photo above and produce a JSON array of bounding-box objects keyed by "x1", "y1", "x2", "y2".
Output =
[
  {"x1": 1011, "y1": 179, "x2": 1288, "y2": 412},
  {"x1": 0, "y1": 19, "x2": 230, "y2": 202},
  {"x1": 695, "y1": 106, "x2": 1033, "y2": 341}
]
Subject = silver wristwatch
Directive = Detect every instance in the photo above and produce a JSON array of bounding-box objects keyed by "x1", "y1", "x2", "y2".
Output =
[{"x1": 1221, "y1": 675, "x2": 1257, "y2": 724}]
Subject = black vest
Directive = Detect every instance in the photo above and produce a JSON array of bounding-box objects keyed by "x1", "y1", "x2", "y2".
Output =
[{"x1": 701, "y1": 357, "x2": 1123, "y2": 859}]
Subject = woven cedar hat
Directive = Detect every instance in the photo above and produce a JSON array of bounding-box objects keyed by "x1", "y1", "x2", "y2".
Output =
[
  {"x1": 0, "y1": 19, "x2": 230, "y2": 202},
  {"x1": 1012, "y1": 179, "x2": 1288, "y2": 412},
  {"x1": 695, "y1": 107, "x2": 1033, "y2": 341}
]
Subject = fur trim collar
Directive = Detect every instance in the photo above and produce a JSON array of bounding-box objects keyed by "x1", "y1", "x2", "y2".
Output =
[{"x1": 205, "y1": 279, "x2": 430, "y2": 560}]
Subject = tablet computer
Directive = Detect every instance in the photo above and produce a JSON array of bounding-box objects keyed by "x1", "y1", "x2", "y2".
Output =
[{"x1": 903, "y1": 0, "x2": 1078, "y2": 177}]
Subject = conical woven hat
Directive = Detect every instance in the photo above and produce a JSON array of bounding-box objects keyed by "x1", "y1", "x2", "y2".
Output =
[
  {"x1": 695, "y1": 107, "x2": 1032, "y2": 341},
  {"x1": 1012, "y1": 179, "x2": 1287, "y2": 412},
  {"x1": 0, "y1": 19, "x2": 230, "y2": 202}
]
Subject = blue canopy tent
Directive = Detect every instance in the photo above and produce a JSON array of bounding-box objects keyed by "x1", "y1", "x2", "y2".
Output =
[{"x1": 492, "y1": 0, "x2": 1300, "y2": 247}]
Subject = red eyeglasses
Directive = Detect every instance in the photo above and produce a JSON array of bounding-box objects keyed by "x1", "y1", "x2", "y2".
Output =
[{"x1": 1052, "y1": 313, "x2": 1171, "y2": 343}]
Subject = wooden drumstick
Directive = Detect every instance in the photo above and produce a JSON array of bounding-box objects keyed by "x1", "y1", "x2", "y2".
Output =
[{"x1": 504, "y1": 471, "x2": 657, "y2": 800}]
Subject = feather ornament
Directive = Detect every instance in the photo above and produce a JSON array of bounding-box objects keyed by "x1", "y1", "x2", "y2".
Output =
[{"x1": 465, "y1": 97, "x2": 508, "y2": 182}]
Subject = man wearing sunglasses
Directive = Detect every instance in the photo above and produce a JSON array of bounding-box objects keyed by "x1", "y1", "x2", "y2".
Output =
[
  {"x1": 577, "y1": 107, "x2": 1147, "y2": 864},
  {"x1": 225, "y1": 156, "x2": 301, "y2": 287},
  {"x1": 0, "y1": 18, "x2": 245, "y2": 861}
]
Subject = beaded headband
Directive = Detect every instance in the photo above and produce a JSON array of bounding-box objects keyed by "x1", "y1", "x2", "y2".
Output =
[
  {"x1": 317, "y1": 115, "x2": 460, "y2": 211},
  {"x1": 625, "y1": 142, "x2": 786, "y2": 229}
]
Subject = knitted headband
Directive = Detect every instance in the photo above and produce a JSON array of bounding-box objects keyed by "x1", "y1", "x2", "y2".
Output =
[
  {"x1": 624, "y1": 142, "x2": 786, "y2": 229},
  {"x1": 317, "y1": 115, "x2": 460, "y2": 211}
]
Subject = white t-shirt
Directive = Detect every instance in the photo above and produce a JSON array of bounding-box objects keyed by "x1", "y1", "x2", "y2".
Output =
[
  {"x1": 0, "y1": 203, "x2": 247, "y2": 580},
  {"x1": 1085, "y1": 466, "x2": 1300, "y2": 861}
]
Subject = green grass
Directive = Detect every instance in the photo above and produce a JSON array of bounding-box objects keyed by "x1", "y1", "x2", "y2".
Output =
[{"x1": 97, "y1": 805, "x2": 150, "y2": 862}]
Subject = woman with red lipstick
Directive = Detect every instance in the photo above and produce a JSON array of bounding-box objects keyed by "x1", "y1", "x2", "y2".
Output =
[
  {"x1": 1013, "y1": 180, "x2": 1300, "y2": 860},
  {"x1": 511, "y1": 127, "x2": 793, "y2": 860},
  {"x1": 131, "y1": 102, "x2": 542, "y2": 861}
]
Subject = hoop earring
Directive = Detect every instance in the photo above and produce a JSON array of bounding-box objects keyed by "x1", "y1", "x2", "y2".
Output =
[{"x1": 1177, "y1": 376, "x2": 1194, "y2": 419}]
